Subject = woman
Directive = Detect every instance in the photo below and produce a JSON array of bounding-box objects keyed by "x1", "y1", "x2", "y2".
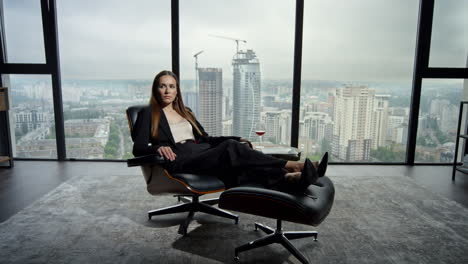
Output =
[{"x1": 132, "y1": 70, "x2": 328, "y2": 193}]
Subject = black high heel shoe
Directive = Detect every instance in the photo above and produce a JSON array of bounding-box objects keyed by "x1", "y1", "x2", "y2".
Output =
[
  {"x1": 294, "y1": 158, "x2": 318, "y2": 193},
  {"x1": 317, "y1": 152, "x2": 328, "y2": 177}
]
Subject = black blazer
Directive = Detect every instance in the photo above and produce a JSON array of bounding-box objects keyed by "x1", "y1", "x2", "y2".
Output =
[{"x1": 132, "y1": 105, "x2": 240, "y2": 157}]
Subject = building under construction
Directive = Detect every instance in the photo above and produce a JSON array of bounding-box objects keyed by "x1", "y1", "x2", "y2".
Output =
[{"x1": 232, "y1": 49, "x2": 261, "y2": 141}]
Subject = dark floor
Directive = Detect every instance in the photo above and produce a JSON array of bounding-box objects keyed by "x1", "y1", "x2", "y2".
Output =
[{"x1": 0, "y1": 161, "x2": 467, "y2": 223}]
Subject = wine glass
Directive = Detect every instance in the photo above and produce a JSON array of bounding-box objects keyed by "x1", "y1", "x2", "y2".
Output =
[{"x1": 255, "y1": 122, "x2": 266, "y2": 149}]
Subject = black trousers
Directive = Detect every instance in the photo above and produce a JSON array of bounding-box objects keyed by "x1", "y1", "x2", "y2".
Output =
[{"x1": 165, "y1": 139, "x2": 289, "y2": 189}]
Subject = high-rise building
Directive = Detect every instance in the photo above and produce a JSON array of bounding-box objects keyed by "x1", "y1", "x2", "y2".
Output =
[
  {"x1": 278, "y1": 110, "x2": 292, "y2": 145},
  {"x1": 222, "y1": 119, "x2": 232, "y2": 136},
  {"x1": 332, "y1": 85, "x2": 375, "y2": 161},
  {"x1": 263, "y1": 111, "x2": 281, "y2": 143},
  {"x1": 393, "y1": 123, "x2": 408, "y2": 145},
  {"x1": 387, "y1": 115, "x2": 405, "y2": 142},
  {"x1": 198, "y1": 68, "x2": 223, "y2": 136},
  {"x1": 430, "y1": 99, "x2": 458, "y2": 133},
  {"x1": 371, "y1": 95, "x2": 390, "y2": 149},
  {"x1": 232, "y1": 49, "x2": 261, "y2": 140},
  {"x1": 332, "y1": 86, "x2": 390, "y2": 160},
  {"x1": 183, "y1": 91, "x2": 199, "y2": 117},
  {"x1": 261, "y1": 109, "x2": 292, "y2": 145},
  {"x1": 222, "y1": 95, "x2": 230, "y2": 121},
  {"x1": 440, "y1": 104, "x2": 458, "y2": 133},
  {"x1": 429, "y1": 98, "x2": 450, "y2": 117},
  {"x1": 15, "y1": 109, "x2": 50, "y2": 131},
  {"x1": 300, "y1": 112, "x2": 333, "y2": 155},
  {"x1": 303, "y1": 112, "x2": 333, "y2": 143}
]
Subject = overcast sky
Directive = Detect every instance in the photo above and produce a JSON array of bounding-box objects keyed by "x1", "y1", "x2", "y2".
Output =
[{"x1": 3, "y1": 0, "x2": 467, "y2": 81}]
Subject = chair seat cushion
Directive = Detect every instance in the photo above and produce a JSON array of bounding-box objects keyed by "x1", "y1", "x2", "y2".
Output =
[
  {"x1": 219, "y1": 176, "x2": 335, "y2": 226},
  {"x1": 171, "y1": 173, "x2": 226, "y2": 194}
]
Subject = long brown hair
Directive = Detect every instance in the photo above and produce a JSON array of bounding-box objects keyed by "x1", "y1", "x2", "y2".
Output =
[{"x1": 150, "y1": 70, "x2": 203, "y2": 138}]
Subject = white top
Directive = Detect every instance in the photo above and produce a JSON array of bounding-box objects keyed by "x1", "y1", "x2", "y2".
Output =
[{"x1": 168, "y1": 118, "x2": 195, "y2": 143}]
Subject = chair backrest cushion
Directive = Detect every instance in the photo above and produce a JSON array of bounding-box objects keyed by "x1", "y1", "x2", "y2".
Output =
[{"x1": 126, "y1": 105, "x2": 148, "y2": 142}]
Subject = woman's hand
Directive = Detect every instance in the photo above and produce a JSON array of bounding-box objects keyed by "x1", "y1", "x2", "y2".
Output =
[
  {"x1": 239, "y1": 138, "x2": 253, "y2": 149},
  {"x1": 157, "y1": 146, "x2": 177, "y2": 161}
]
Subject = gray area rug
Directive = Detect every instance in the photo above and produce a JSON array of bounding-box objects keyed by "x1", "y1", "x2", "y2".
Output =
[{"x1": 1, "y1": 168, "x2": 468, "y2": 264}]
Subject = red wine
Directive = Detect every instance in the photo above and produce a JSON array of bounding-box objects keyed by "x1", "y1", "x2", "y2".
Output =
[{"x1": 255, "y1": 130, "x2": 266, "y2": 136}]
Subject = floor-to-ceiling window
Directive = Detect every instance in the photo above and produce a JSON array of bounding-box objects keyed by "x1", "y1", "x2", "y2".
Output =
[
  {"x1": 1, "y1": 0, "x2": 466, "y2": 163},
  {"x1": 299, "y1": 0, "x2": 419, "y2": 162},
  {"x1": 56, "y1": 0, "x2": 171, "y2": 159},
  {"x1": 415, "y1": 0, "x2": 468, "y2": 164},
  {"x1": 2, "y1": 1, "x2": 57, "y2": 159},
  {"x1": 179, "y1": 0, "x2": 295, "y2": 148}
]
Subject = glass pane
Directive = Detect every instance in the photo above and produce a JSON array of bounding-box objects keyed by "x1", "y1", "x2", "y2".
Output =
[
  {"x1": 415, "y1": 79, "x2": 466, "y2": 163},
  {"x1": 4, "y1": 75, "x2": 57, "y2": 158},
  {"x1": 429, "y1": 0, "x2": 468, "y2": 68},
  {"x1": 180, "y1": 0, "x2": 295, "y2": 147},
  {"x1": 300, "y1": 0, "x2": 418, "y2": 162},
  {"x1": 57, "y1": 0, "x2": 171, "y2": 159},
  {"x1": 2, "y1": 0, "x2": 46, "y2": 63}
]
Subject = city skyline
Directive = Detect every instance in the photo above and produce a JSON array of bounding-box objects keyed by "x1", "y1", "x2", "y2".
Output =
[{"x1": 6, "y1": 73, "x2": 464, "y2": 163}]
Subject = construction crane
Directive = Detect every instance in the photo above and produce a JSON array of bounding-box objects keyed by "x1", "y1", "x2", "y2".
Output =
[
  {"x1": 208, "y1": 34, "x2": 247, "y2": 55},
  {"x1": 193, "y1": 50, "x2": 204, "y2": 70},
  {"x1": 193, "y1": 50, "x2": 204, "y2": 93}
]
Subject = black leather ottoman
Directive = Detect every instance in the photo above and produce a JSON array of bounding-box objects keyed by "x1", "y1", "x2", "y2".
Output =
[{"x1": 219, "y1": 176, "x2": 335, "y2": 264}]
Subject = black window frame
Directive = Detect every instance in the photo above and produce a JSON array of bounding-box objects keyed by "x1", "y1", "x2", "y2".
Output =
[
  {"x1": 407, "y1": 0, "x2": 468, "y2": 165},
  {"x1": 0, "y1": 0, "x2": 466, "y2": 164},
  {"x1": 0, "y1": 0, "x2": 65, "y2": 161}
]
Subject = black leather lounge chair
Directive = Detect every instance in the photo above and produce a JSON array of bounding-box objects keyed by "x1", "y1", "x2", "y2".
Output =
[
  {"x1": 126, "y1": 105, "x2": 238, "y2": 235},
  {"x1": 219, "y1": 176, "x2": 335, "y2": 264}
]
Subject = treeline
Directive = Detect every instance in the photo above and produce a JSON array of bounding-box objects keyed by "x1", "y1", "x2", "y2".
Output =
[
  {"x1": 418, "y1": 116, "x2": 450, "y2": 147},
  {"x1": 370, "y1": 146, "x2": 405, "y2": 162},
  {"x1": 104, "y1": 123, "x2": 120, "y2": 159}
]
